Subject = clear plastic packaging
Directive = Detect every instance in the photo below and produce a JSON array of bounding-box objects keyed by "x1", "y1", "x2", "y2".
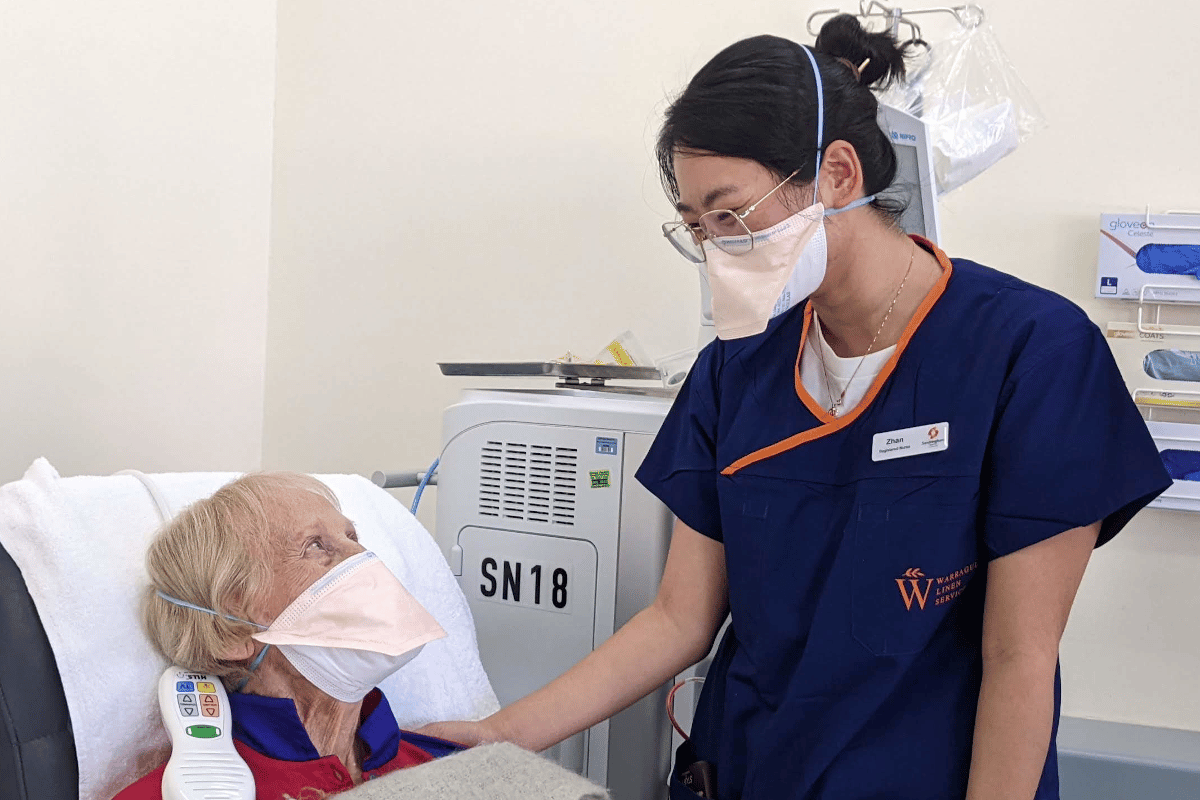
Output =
[
  {"x1": 593, "y1": 330, "x2": 651, "y2": 367},
  {"x1": 553, "y1": 331, "x2": 653, "y2": 367},
  {"x1": 655, "y1": 348, "x2": 698, "y2": 391},
  {"x1": 876, "y1": 8, "x2": 1047, "y2": 194}
]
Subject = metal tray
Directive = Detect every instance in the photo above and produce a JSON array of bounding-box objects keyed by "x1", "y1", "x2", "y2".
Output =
[{"x1": 438, "y1": 362, "x2": 662, "y2": 381}]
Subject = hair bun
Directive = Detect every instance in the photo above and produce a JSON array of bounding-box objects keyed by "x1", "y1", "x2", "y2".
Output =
[{"x1": 814, "y1": 13, "x2": 909, "y2": 88}]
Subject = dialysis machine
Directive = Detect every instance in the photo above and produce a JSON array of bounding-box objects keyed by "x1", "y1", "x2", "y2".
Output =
[
  {"x1": 431, "y1": 365, "x2": 680, "y2": 800},
  {"x1": 378, "y1": 105, "x2": 941, "y2": 798}
]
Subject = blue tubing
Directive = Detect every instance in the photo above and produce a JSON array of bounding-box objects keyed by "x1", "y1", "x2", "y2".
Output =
[{"x1": 411, "y1": 458, "x2": 439, "y2": 515}]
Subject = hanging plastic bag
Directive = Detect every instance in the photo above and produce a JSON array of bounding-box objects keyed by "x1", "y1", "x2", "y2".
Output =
[{"x1": 876, "y1": 7, "x2": 1046, "y2": 194}]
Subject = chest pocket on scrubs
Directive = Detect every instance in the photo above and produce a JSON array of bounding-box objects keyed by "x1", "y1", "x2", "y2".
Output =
[{"x1": 851, "y1": 500, "x2": 978, "y2": 657}]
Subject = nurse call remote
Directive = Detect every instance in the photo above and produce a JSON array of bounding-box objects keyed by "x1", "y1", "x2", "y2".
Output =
[{"x1": 157, "y1": 667, "x2": 254, "y2": 800}]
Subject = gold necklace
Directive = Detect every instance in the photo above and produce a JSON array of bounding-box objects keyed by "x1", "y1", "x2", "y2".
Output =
[{"x1": 818, "y1": 240, "x2": 917, "y2": 417}]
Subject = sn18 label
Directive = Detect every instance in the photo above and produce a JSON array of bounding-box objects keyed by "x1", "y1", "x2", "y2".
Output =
[{"x1": 479, "y1": 558, "x2": 570, "y2": 613}]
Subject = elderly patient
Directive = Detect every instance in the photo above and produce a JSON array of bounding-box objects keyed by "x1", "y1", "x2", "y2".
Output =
[{"x1": 114, "y1": 472, "x2": 463, "y2": 800}]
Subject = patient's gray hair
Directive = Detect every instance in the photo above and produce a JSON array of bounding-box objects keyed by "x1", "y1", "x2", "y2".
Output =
[{"x1": 142, "y1": 472, "x2": 339, "y2": 687}]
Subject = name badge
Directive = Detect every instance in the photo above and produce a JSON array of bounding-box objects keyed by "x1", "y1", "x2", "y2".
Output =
[{"x1": 872, "y1": 423, "x2": 949, "y2": 462}]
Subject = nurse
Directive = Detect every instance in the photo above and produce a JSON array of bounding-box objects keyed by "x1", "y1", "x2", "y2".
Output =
[{"x1": 424, "y1": 15, "x2": 1171, "y2": 800}]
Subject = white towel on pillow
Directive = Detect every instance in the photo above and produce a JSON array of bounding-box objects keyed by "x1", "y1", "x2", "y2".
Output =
[{"x1": 0, "y1": 459, "x2": 498, "y2": 800}]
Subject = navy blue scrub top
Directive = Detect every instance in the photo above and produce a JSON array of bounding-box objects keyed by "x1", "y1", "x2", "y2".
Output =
[{"x1": 636, "y1": 239, "x2": 1171, "y2": 800}]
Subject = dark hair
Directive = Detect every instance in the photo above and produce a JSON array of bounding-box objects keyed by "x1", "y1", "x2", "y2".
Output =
[{"x1": 656, "y1": 15, "x2": 916, "y2": 218}]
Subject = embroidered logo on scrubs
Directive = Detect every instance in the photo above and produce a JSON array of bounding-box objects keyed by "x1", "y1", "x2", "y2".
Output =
[
  {"x1": 895, "y1": 568, "x2": 933, "y2": 610},
  {"x1": 895, "y1": 562, "x2": 978, "y2": 611}
]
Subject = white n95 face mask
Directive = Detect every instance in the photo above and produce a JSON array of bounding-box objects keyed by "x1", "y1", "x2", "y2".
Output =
[
  {"x1": 703, "y1": 203, "x2": 825, "y2": 340},
  {"x1": 251, "y1": 551, "x2": 447, "y2": 702},
  {"x1": 703, "y1": 196, "x2": 873, "y2": 340}
]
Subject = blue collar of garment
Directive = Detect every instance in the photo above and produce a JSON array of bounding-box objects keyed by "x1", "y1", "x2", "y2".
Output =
[{"x1": 228, "y1": 688, "x2": 401, "y2": 771}]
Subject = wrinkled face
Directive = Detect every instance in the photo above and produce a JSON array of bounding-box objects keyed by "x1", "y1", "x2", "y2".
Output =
[
  {"x1": 673, "y1": 152, "x2": 805, "y2": 233},
  {"x1": 255, "y1": 487, "x2": 365, "y2": 623}
]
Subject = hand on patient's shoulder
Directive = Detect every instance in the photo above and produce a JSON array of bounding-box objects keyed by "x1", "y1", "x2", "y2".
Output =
[{"x1": 414, "y1": 718, "x2": 502, "y2": 748}]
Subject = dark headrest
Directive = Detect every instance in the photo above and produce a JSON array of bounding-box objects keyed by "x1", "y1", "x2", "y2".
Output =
[{"x1": 0, "y1": 543, "x2": 78, "y2": 800}]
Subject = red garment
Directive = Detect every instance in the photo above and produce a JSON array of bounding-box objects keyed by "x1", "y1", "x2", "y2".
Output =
[{"x1": 112, "y1": 736, "x2": 434, "y2": 800}]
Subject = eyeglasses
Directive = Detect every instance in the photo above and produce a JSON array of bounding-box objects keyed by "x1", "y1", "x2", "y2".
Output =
[{"x1": 661, "y1": 169, "x2": 801, "y2": 264}]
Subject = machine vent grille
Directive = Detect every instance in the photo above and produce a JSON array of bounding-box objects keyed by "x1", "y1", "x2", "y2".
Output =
[{"x1": 480, "y1": 440, "x2": 577, "y2": 525}]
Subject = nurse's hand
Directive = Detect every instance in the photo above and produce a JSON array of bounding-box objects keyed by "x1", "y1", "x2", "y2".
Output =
[
  {"x1": 420, "y1": 521, "x2": 727, "y2": 754},
  {"x1": 415, "y1": 718, "x2": 504, "y2": 748}
]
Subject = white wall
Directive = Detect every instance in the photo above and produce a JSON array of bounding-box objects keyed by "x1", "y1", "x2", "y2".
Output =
[
  {"x1": 281, "y1": 0, "x2": 1192, "y2": 732},
  {"x1": 0, "y1": 2, "x2": 277, "y2": 480},
  {"x1": 931, "y1": 5, "x2": 1200, "y2": 732}
]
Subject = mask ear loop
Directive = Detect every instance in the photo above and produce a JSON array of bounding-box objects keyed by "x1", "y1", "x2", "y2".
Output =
[
  {"x1": 155, "y1": 590, "x2": 269, "y2": 630},
  {"x1": 236, "y1": 645, "x2": 272, "y2": 693},
  {"x1": 155, "y1": 590, "x2": 272, "y2": 692},
  {"x1": 798, "y1": 45, "x2": 825, "y2": 207}
]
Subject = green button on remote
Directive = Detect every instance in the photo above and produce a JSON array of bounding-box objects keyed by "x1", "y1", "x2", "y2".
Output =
[{"x1": 185, "y1": 724, "x2": 221, "y2": 739}]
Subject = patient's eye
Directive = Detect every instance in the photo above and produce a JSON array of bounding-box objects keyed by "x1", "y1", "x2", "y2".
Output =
[
  {"x1": 306, "y1": 538, "x2": 327, "y2": 554},
  {"x1": 346, "y1": 527, "x2": 359, "y2": 542}
]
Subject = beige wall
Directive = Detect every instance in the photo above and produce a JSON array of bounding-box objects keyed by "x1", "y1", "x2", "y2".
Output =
[
  {"x1": 264, "y1": 1, "x2": 1200, "y2": 731},
  {"x1": 0, "y1": 2, "x2": 277, "y2": 480},
  {"x1": 934, "y1": 5, "x2": 1200, "y2": 732},
  {"x1": 6, "y1": 1, "x2": 1192, "y2": 732}
]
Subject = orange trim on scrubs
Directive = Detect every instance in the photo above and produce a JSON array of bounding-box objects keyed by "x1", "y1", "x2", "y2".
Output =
[{"x1": 721, "y1": 235, "x2": 954, "y2": 477}]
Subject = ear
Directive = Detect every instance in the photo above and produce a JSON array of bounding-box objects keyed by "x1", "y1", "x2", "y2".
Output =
[
  {"x1": 217, "y1": 596, "x2": 261, "y2": 661},
  {"x1": 817, "y1": 140, "x2": 866, "y2": 209},
  {"x1": 219, "y1": 638, "x2": 257, "y2": 661}
]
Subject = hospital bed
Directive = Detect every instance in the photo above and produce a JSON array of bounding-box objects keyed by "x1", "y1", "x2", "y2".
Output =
[
  {"x1": 2, "y1": 461, "x2": 1199, "y2": 800},
  {"x1": 0, "y1": 461, "x2": 598, "y2": 800}
]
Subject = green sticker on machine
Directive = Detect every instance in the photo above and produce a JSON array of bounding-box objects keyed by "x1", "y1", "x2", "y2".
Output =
[
  {"x1": 186, "y1": 725, "x2": 221, "y2": 739},
  {"x1": 589, "y1": 470, "x2": 611, "y2": 489}
]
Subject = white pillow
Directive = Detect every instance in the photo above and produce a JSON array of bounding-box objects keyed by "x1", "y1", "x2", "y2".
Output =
[{"x1": 0, "y1": 459, "x2": 498, "y2": 800}]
